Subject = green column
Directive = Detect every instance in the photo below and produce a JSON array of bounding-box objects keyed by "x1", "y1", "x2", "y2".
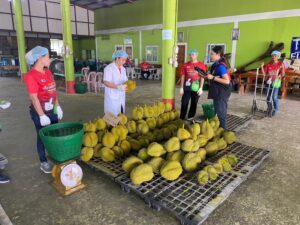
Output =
[
  {"x1": 162, "y1": 0, "x2": 178, "y2": 109},
  {"x1": 61, "y1": 0, "x2": 75, "y2": 94},
  {"x1": 12, "y1": 0, "x2": 27, "y2": 76}
]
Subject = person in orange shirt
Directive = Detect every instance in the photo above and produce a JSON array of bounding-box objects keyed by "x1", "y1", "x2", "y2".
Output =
[
  {"x1": 139, "y1": 59, "x2": 151, "y2": 80},
  {"x1": 180, "y1": 49, "x2": 206, "y2": 119}
]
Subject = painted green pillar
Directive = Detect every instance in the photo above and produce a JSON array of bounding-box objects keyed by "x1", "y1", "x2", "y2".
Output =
[
  {"x1": 12, "y1": 0, "x2": 27, "y2": 76},
  {"x1": 162, "y1": 0, "x2": 178, "y2": 109},
  {"x1": 61, "y1": 0, "x2": 75, "y2": 94}
]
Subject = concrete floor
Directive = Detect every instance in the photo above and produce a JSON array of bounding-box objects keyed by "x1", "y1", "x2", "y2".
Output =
[{"x1": 0, "y1": 77, "x2": 299, "y2": 225}]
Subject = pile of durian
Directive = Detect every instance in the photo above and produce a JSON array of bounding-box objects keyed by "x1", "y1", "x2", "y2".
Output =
[{"x1": 80, "y1": 102, "x2": 238, "y2": 186}]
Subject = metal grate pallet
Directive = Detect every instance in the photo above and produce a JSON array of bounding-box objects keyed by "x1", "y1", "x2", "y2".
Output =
[
  {"x1": 114, "y1": 142, "x2": 269, "y2": 225},
  {"x1": 153, "y1": 170, "x2": 243, "y2": 225},
  {"x1": 83, "y1": 157, "x2": 125, "y2": 179},
  {"x1": 205, "y1": 142, "x2": 270, "y2": 177},
  {"x1": 190, "y1": 114, "x2": 252, "y2": 132}
]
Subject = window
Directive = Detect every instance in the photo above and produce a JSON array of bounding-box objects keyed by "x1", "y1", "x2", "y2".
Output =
[
  {"x1": 115, "y1": 45, "x2": 123, "y2": 51},
  {"x1": 82, "y1": 50, "x2": 95, "y2": 60},
  {"x1": 205, "y1": 43, "x2": 226, "y2": 64},
  {"x1": 124, "y1": 45, "x2": 133, "y2": 59},
  {"x1": 50, "y1": 39, "x2": 64, "y2": 56},
  {"x1": 145, "y1": 46, "x2": 158, "y2": 63}
]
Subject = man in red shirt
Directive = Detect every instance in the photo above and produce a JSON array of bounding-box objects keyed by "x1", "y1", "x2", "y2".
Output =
[
  {"x1": 261, "y1": 50, "x2": 285, "y2": 113},
  {"x1": 24, "y1": 46, "x2": 63, "y2": 173},
  {"x1": 180, "y1": 49, "x2": 207, "y2": 119},
  {"x1": 139, "y1": 59, "x2": 151, "y2": 80}
]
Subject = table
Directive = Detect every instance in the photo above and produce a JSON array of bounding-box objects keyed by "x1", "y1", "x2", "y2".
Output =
[{"x1": 234, "y1": 70, "x2": 300, "y2": 98}]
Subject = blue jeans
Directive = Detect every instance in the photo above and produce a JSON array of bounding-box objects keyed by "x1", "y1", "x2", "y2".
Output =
[
  {"x1": 30, "y1": 106, "x2": 58, "y2": 163},
  {"x1": 267, "y1": 88, "x2": 279, "y2": 112},
  {"x1": 213, "y1": 98, "x2": 229, "y2": 130}
]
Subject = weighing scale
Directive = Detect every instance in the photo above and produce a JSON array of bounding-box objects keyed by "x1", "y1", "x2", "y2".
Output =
[
  {"x1": 51, "y1": 159, "x2": 85, "y2": 196},
  {"x1": 39, "y1": 122, "x2": 86, "y2": 196}
]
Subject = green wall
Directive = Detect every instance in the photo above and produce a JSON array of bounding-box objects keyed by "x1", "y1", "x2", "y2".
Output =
[
  {"x1": 96, "y1": 32, "x2": 139, "y2": 61},
  {"x1": 95, "y1": 0, "x2": 300, "y2": 30},
  {"x1": 73, "y1": 37, "x2": 96, "y2": 60},
  {"x1": 95, "y1": 0, "x2": 300, "y2": 68},
  {"x1": 236, "y1": 16, "x2": 300, "y2": 70}
]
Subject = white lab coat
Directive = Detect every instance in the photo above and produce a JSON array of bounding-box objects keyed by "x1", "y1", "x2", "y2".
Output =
[{"x1": 103, "y1": 62, "x2": 128, "y2": 115}]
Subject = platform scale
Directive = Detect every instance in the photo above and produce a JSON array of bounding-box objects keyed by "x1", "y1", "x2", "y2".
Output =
[
  {"x1": 51, "y1": 159, "x2": 85, "y2": 196},
  {"x1": 39, "y1": 122, "x2": 86, "y2": 196}
]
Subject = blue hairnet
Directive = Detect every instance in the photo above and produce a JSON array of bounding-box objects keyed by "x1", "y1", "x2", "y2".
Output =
[
  {"x1": 25, "y1": 46, "x2": 49, "y2": 65},
  {"x1": 271, "y1": 50, "x2": 281, "y2": 58},
  {"x1": 189, "y1": 49, "x2": 198, "y2": 55},
  {"x1": 112, "y1": 50, "x2": 128, "y2": 59}
]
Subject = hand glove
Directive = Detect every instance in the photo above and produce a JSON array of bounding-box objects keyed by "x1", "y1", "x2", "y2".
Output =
[
  {"x1": 40, "y1": 115, "x2": 51, "y2": 126},
  {"x1": 44, "y1": 98, "x2": 54, "y2": 111},
  {"x1": 117, "y1": 85, "x2": 127, "y2": 91},
  {"x1": 197, "y1": 88, "x2": 203, "y2": 96},
  {"x1": 267, "y1": 78, "x2": 272, "y2": 85},
  {"x1": 56, "y1": 106, "x2": 63, "y2": 120},
  {"x1": 179, "y1": 87, "x2": 184, "y2": 96}
]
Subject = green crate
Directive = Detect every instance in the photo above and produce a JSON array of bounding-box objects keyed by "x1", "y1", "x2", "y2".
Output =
[
  {"x1": 39, "y1": 122, "x2": 84, "y2": 163},
  {"x1": 202, "y1": 103, "x2": 216, "y2": 119},
  {"x1": 75, "y1": 83, "x2": 87, "y2": 94}
]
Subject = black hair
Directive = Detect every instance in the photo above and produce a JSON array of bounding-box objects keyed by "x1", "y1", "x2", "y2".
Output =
[{"x1": 212, "y1": 46, "x2": 224, "y2": 57}]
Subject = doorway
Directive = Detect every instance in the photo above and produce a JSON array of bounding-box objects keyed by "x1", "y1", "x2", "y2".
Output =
[{"x1": 176, "y1": 43, "x2": 187, "y2": 84}]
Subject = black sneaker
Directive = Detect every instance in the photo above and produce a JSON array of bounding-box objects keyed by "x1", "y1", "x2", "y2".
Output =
[{"x1": 0, "y1": 175, "x2": 10, "y2": 184}]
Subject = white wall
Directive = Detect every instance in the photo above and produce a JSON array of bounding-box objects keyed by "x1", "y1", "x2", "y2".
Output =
[{"x1": 0, "y1": 0, "x2": 94, "y2": 36}]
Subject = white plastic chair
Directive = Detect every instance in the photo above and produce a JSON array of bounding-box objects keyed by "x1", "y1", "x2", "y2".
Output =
[
  {"x1": 87, "y1": 72, "x2": 97, "y2": 92},
  {"x1": 96, "y1": 72, "x2": 105, "y2": 93},
  {"x1": 132, "y1": 68, "x2": 141, "y2": 79},
  {"x1": 154, "y1": 68, "x2": 162, "y2": 80},
  {"x1": 81, "y1": 67, "x2": 90, "y2": 83}
]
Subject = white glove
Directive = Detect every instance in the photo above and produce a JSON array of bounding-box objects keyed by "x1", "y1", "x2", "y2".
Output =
[
  {"x1": 40, "y1": 115, "x2": 51, "y2": 126},
  {"x1": 44, "y1": 98, "x2": 54, "y2": 111},
  {"x1": 267, "y1": 78, "x2": 272, "y2": 85},
  {"x1": 56, "y1": 106, "x2": 63, "y2": 120},
  {"x1": 197, "y1": 88, "x2": 203, "y2": 96},
  {"x1": 179, "y1": 87, "x2": 184, "y2": 96},
  {"x1": 117, "y1": 85, "x2": 127, "y2": 91},
  {"x1": 0, "y1": 101, "x2": 11, "y2": 110}
]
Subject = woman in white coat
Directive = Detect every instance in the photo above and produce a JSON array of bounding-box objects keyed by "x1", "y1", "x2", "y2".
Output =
[{"x1": 103, "y1": 50, "x2": 128, "y2": 115}]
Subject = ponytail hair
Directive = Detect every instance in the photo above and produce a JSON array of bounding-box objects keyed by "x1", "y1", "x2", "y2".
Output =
[{"x1": 212, "y1": 46, "x2": 224, "y2": 57}]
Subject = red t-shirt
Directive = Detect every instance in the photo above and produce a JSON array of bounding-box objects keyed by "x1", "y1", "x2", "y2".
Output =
[
  {"x1": 140, "y1": 62, "x2": 151, "y2": 71},
  {"x1": 264, "y1": 61, "x2": 284, "y2": 81},
  {"x1": 180, "y1": 61, "x2": 207, "y2": 83},
  {"x1": 24, "y1": 68, "x2": 57, "y2": 111}
]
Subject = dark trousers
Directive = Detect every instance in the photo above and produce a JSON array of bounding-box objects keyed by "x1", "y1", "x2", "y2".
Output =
[
  {"x1": 213, "y1": 98, "x2": 228, "y2": 130},
  {"x1": 141, "y1": 70, "x2": 150, "y2": 79},
  {"x1": 30, "y1": 107, "x2": 58, "y2": 163},
  {"x1": 180, "y1": 90, "x2": 200, "y2": 119}
]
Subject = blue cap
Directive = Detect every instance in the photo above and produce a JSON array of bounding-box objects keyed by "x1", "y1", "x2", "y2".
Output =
[
  {"x1": 271, "y1": 50, "x2": 281, "y2": 58},
  {"x1": 189, "y1": 49, "x2": 198, "y2": 55},
  {"x1": 112, "y1": 50, "x2": 128, "y2": 59},
  {"x1": 25, "y1": 46, "x2": 49, "y2": 65}
]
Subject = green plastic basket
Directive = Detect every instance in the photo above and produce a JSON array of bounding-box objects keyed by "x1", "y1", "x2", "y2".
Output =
[
  {"x1": 75, "y1": 83, "x2": 87, "y2": 94},
  {"x1": 202, "y1": 103, "x2": 216, "y2": 119},
  {"x1": 39, "y1": 122, "x2": 84, "y2": 163}
]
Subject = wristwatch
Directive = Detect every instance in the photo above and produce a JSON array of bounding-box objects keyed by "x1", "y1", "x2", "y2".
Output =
[{"x1": 212, "y1": 76, "x2": 215, "y2": 81}]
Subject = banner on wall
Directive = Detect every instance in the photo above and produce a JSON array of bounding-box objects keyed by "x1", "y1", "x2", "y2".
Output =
[{"x1": 291, "y1": 37, "x2": 300, "y2": 59}]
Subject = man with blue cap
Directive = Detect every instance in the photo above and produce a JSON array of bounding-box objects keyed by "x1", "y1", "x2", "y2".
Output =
[
  {"x1": 103, "y1": 50, "x2": 128, "y2": 115},
  {"x1": 23, "y1": 46, "x2": 63, "y2": 173},
  {"x1": 179, "y1": 49, "x2": 207, "y2": 119},
  {"x1": 261, "y1": 50, "x2": 285, "y2": 114}
]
